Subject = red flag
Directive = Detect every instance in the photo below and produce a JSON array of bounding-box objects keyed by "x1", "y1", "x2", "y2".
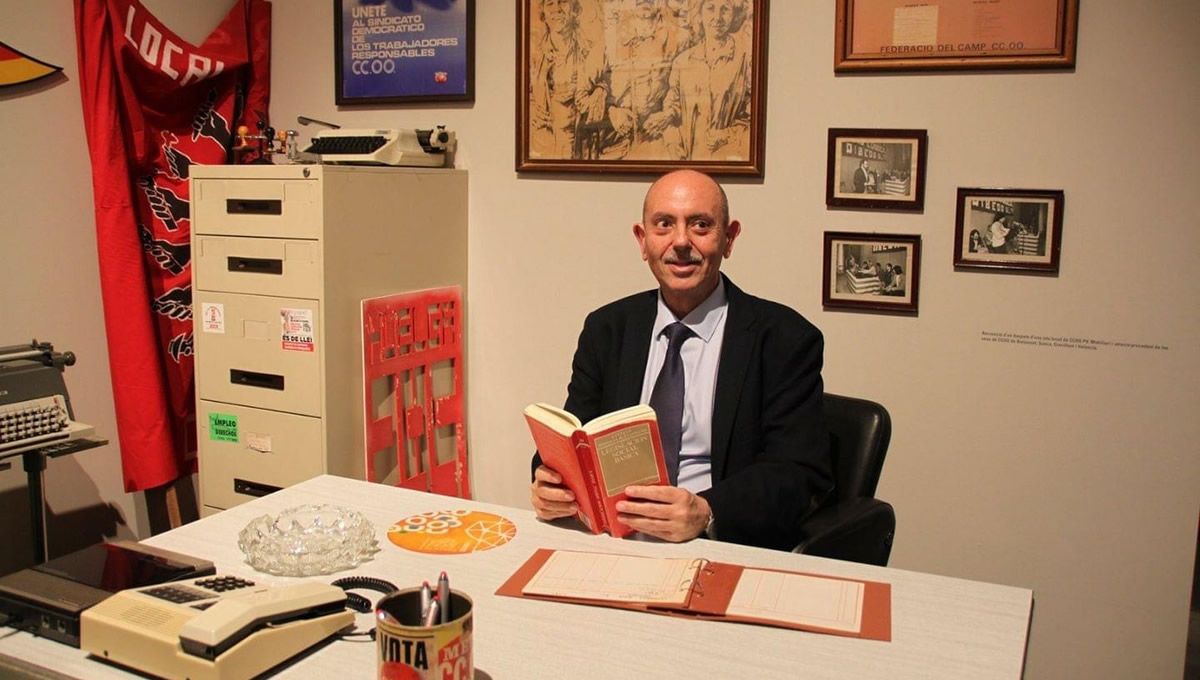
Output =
[{"x1": 74, "y1": 0, "x2": 271, "y2": 491}]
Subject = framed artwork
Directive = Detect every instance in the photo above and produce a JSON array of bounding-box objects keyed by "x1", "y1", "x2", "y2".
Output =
[
  {"x1": 835, "y1": 0, "x2": 1079, "y2": 73},
  {"x1": 823, "y1": 232, "x2": 921, "y2": 314},
  {"x1": 516, "y1": 0, "x2": 770, "y2": 176},
  {"x1": 335, "y1": 0, "x2": 475, "y2": 104},
  {"x1": 954, "y1": 187, "x2": 1064, "y2": 274},
  {"x1": 826, "y1": 128, "x2": 927, "y2": 211}
]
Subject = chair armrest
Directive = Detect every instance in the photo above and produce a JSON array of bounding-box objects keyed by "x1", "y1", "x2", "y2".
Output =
[{"x1": 792, "y1": 497, "x2": 895, "y2": 567}]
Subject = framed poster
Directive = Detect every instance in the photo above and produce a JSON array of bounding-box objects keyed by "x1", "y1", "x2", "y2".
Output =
[
  {"x1": 834, "y1": 0, "x2": 1079, "y2": 73},
  {"x1": 826, "y1": 128, "x2": 927, "y2": 211},
  {"x1": 823, "y1": 232, "x2": 921, "y2": 314},
  {"x1": 516, "y1": 0, "x2": 770, "y2": 176},
  {"x1": 335, "y1": 0, "x2": 475, "y2": 104},
  {"x1": 954, "y1": 187, "x2": 1064, "y2": 273}
]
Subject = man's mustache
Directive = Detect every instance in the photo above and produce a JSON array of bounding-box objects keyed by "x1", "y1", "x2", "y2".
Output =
[{"x1": 664, "y1": 254, "x2": 702, "y2": 265}]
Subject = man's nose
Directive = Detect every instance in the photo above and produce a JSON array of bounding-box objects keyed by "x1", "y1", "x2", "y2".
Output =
[{"x1": 669, "y1": 225, "x2": 691, "y2": 248}]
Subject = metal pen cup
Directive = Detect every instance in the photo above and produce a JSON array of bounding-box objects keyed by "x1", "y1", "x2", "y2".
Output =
[{"x1": 376, "y1": 587, "x2": 473, "y2": 680}]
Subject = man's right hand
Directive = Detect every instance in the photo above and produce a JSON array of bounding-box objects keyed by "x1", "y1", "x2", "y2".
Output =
[{"x1": 530, "y1": 465, "x2": 577, "y2": 520}]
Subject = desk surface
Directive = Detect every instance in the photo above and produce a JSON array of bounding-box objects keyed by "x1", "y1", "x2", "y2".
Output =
[{"x1": 0, "y1": 475, "x2": 1032, "y2": 679}]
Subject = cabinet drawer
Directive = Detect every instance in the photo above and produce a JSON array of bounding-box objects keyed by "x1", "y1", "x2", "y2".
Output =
[
  {"x1": 192, "y1": 178, "x2": 322, "y2": 239},
  {"x1": 197, "y1": 400, "x2": 325, "y2": 510},
  {"x1": 194, "y1": 291, "x2": 322, "y2": 415},
  {"x1": 194, "y1": 235, "x2": 322, "y2": 298}
]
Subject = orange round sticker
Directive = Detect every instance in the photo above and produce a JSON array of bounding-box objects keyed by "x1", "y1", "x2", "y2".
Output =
[{"x1": 387, "y1": 510, "x2": 517, "y2": 554}]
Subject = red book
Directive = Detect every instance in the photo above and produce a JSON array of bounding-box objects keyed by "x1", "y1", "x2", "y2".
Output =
[{"x1": 524, "y1": 403, "x2": 668, "y2": 537}]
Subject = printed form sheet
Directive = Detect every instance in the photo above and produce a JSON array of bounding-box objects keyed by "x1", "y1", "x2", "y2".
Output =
[
  {"x1": 725, "y1": 569, "x2": 865, "y2": 633},
  {"x1": 522, "y1": 551, "x2": 699, "y2": 605}
]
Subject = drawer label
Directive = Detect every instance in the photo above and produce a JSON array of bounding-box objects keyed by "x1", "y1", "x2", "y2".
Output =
[
  {"x1": 208, "y1": 412, "x2": 239, "y2": 442},
  {"x1": 280, "y1": 307, "x2": 315, "y2": 351},
  {"x1": 201, "y1": 302, "x2": 225, "y2": 334}
]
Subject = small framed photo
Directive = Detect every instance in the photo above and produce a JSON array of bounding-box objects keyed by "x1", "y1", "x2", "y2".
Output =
[
  {"x1": 826, "y1": 128, "x2": 927, "y2": 211},
  {"x1": 953, "y1": 187, "x2": 1064, "y2": 273},
  {"x1": 823, "y1": 232, "x2": 921, "y2": 314}
]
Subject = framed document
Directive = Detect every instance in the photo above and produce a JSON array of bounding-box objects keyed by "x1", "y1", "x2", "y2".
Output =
[
  {"x1": 516, "y1": 0, "x2": 770, "y2": 176},
  {"x1": 834, "y1": 0, "x2": 1078, "y2": 72},
  {"x1": 823, "y1": 232, "x2": 921, "y2": 315},
  {"x1": 335, "y1": 0, "x2": 475, "y2": 104},
  {"x1": 953, "y1": 187, "x2": 1064, "y2": 274}
]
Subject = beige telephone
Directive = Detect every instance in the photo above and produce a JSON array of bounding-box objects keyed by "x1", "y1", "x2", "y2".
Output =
[{"x1": 80, "y1": 575, "x2": 353, "y2": 680}]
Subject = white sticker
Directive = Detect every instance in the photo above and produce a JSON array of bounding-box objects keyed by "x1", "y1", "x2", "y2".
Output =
[
  {"x1": 201, "y1": 303, "x2": 225, "y2": 334},
  {"x1": 280, "y1": 308, "x2": 315, "y2": 351},
  {"x1": 246, "y1": 433, "x2": 272, "y2": 453}
]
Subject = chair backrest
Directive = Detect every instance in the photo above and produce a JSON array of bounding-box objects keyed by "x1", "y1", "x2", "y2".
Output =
[{"x1": 822, "y1": 393, "x2": 892, "y2": 501}]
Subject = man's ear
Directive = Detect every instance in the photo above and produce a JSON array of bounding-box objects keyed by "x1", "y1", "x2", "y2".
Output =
[
  {"x1": 633, "y1": 223, "x2": 648, "y2": 260},
  {"x1": 722, "y1": 220, "x2": 741, "y2": 258}
]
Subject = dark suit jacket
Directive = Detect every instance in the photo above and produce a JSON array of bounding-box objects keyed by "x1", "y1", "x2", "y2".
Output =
[
  {"x1": 853, "y1": 167, "x2": 868, "y2": 193},
  {"x1": 533, "y1": 276, "x2": 833, "y2": 550}
]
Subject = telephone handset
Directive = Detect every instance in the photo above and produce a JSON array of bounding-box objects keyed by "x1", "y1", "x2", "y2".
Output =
[
  {"x1": 179, "y1": 580, "x2": 349, "y2": 659},
  {"x1": 80, "y1": 575, "x2": 354, "y2": 680}
]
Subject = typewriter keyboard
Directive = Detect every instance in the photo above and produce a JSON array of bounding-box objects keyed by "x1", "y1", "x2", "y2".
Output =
[
  {"x1": 305, "y1": 135, "x2": 388, "y2": 155},
  {"x1": 0, "y1": 395, "x2": 71, "y2": 450}
]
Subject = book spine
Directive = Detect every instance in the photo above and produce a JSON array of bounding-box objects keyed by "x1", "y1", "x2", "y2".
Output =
[{"x1": 572, "y1": 432, "x2": 609, "y2": 535}]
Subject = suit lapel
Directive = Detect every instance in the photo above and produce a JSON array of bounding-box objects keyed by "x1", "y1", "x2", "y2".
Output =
[
  {"x1": 616, "y1": 291, "x2": 657, "y2": 409},
  {"x1": 711, "y1": 277, "x2": 756, "y2": 480}
]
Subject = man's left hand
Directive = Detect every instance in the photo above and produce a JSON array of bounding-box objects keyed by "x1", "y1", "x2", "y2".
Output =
[{"x1": 616, "y1": 485, "x2": 710, "y2": 542}]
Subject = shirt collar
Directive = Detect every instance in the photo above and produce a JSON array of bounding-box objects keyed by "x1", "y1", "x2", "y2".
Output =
[{"x1": 652, "y1": 277, "x2": 728, "y2": 344}]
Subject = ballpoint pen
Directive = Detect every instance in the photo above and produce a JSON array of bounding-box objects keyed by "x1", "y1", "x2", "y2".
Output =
[
  {"x1": 437, "y1": 571, "x2": 450, "y2": 624},
  {"x1": 420, "y1": 580, "x2": 432, "y2": 620},
  {"x1": 422, "y1": 596, "x2": 441, "y2": 627}
]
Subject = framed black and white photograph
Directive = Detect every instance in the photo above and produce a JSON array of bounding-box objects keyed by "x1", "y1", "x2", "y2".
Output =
[
  {"x1": 826, "y1": 128, "x2": 927, "y2": 211},
  {"x1": 822, "y1": 232, "x2": 921, "y2": 314},
  {"x1": 953, "y1": 187, "x2": 1064, "y2": 273}
]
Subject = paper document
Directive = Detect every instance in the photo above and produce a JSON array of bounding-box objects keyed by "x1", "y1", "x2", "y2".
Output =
[
  {"x1": 522, "y1": 551, "x2": 699, "y2": 605},
  {"x1": 726, "y1": 568, "x2": 864, "y2": 633}
]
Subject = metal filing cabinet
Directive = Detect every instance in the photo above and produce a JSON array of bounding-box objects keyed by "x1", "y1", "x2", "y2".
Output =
[{"x1": 190, "y1": 165, "x2": 467, "y2": 515}]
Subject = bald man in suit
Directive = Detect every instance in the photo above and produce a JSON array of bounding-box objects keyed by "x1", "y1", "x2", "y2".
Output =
[{"x1": 531, "y1": 170, "x2": 833, "y2": 550}]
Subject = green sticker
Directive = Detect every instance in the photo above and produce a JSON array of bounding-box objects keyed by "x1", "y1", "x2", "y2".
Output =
[{"x1": 208, "y1": 412, "x2": 239, "y2": 442}]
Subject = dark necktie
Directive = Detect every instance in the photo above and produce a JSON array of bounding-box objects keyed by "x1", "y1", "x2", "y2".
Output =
[{"x1": 649, "y1": 322, "x2": 693, "y2": 485}]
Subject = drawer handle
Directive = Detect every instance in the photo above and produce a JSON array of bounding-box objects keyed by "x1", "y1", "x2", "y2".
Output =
[
  {"x1": 226, "y1": 198, "x2": 282, "y2": 215},
  {"x1": 227, "y1": 256, "x2": 283, "y2": 275},
  {"x1": 230, "y1": 369, "x2": 285, "y2": 390},
  {"x1": 234, "y1": 478, "x2": 281, "y2": 498}
]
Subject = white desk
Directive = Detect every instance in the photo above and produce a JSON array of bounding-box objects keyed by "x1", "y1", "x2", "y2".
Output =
[{"x1": 0, "y1": 475, "x2": 1032, "y2": 679}]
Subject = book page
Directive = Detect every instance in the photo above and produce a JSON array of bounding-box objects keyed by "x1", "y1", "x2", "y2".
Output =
[
  {"x1": 521, "y1": 551, "x2": 699, "y2": 606},
  {"x1": 725, "y1": 569, "x2": 864, "y2": 633},
  {"x1": 524, "y1": 403, "x2": 582, "y2": 436}
]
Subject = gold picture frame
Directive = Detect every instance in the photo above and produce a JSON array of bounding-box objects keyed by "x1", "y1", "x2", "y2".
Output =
[
  {"x1": 517, "y1": 0, "x2": 770, "y2": 176},
  {"x1": 835, "y1": 0, "x2": 1079, "y2": 73}
]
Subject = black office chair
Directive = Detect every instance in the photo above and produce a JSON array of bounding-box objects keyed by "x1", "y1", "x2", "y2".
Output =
[{"x1": 793, "y1": 393, "x2": 895, "y2": 566}]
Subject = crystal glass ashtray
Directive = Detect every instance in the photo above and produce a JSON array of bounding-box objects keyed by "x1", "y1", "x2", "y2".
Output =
[{"x1": 238, "y1": 504, "x2": 379, "y2": 576}]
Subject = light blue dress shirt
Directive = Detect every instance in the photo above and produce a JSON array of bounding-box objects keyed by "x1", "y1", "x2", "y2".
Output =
[{"x1": 639, "y1": 278, "x2": 729, "y2": 494}]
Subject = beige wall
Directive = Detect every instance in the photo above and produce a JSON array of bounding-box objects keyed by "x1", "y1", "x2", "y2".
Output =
[{"x1": 3, "y1": 1, "x2": 1198, "y2": 678}]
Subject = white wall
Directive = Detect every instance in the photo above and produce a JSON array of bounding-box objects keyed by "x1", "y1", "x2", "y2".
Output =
[{"x1": 3, "y1": 1, "x2": 1197, "y2": 678}]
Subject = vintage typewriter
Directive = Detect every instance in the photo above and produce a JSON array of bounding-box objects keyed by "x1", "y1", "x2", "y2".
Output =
[
  {"x1": 302, "y1": 125, "x2": 455, "y2": 167},
  {"x1": 0, "y1": 341, "x2": 94, "y2": 456}
]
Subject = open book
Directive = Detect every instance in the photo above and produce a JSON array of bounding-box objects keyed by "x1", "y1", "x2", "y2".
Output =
[
  {"x1": 496, "y1": 549, "x2": 892, "y2": 641},
  {"x1": 524, "y1": 403, "x2": 668, "y2": 538}
]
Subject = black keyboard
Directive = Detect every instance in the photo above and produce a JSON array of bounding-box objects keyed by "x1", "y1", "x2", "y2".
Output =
[{"x1": 304, "y1": 135, "x2": 388, "y2": 155}]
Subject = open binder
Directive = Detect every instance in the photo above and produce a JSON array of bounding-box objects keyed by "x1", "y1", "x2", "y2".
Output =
[{"x1": 496, "y1": 549, "x2": 892, "y2": 641}]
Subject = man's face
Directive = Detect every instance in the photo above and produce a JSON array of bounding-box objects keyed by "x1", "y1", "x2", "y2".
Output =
[
  {"x1": 542, "y1": 0, "x2": 571, "y2": 32},
  {"x1": 701, "y1": 0, "x2": 735, "y2": 38},
  {"x1": 634, "y1": 171, "x2": 740, "y2": 316}
]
